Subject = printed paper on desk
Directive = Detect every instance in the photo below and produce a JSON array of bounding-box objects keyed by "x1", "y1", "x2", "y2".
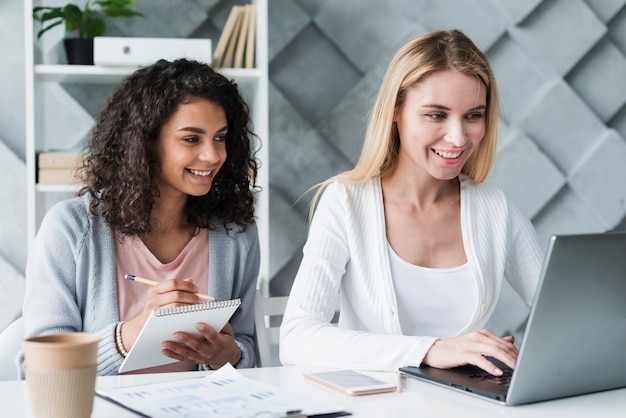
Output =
[{"x1": 97, "y1": 363, "x2": 349, "y2": 418}]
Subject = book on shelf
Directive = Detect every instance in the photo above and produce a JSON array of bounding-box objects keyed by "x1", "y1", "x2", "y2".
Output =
[
  {"x1": 37, "y1": 151, "x2": 83, "y2": 169},
  {"x1": 221, "y1": 6, "x2": 244, "y2": 68},
  {"x1": 37, "y1": 151, "x2": 85, "y2": 184},
  {"x1": 38, "y1": 167, "x2": 82, "y2": 184},
  {"x1": 212, "y1": 4, "x2": 256, "y2": 69},
  {"x1": 244, "y1": 4, "x2": 256, "y2": 68},
  {"x1": 212, "y1": 5, "x2": 242, "y2": 67},
  {"x1": 233, "y1": 5, "x2": 251, "y2": 68}
]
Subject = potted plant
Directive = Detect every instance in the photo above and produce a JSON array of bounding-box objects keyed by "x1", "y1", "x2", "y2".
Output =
[{"x1": 33, "y1": 0, "x2": 143, "y2": 65}]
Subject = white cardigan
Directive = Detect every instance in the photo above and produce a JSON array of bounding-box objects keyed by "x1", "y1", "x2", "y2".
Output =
[{"x1": 280, "y1": 176, "x2": 543, "y2": 371}]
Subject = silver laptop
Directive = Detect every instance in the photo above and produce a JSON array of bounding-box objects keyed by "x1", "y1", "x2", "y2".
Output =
[{"x1": 400, "y1": 231, "x2": 626, "y2": 405}]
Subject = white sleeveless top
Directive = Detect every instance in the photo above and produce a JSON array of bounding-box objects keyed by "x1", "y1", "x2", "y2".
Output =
[{"x1": 387, "y1": 242, "x2": 478, "y2": 338}]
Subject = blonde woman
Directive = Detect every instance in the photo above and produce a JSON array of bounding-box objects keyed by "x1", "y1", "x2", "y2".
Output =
[{"x1": 280, "y1": 30, "x2": 543, "y2": 375}]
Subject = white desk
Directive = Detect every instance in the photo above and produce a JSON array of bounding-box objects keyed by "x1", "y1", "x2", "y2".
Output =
[{"x1": 1, "y1": 366, "x2": 624, "y2": 417}]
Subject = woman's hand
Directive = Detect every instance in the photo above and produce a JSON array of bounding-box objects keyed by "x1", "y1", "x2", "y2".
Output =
[
  {"x1": 122, "y1": 278, "x2": 204, "y2": 352},
  {"x1": 160, "y1": 323, "x2": 242, "y2": 368},
  {"x1": 422, "y1": 329, "x2": 518, "y2": 375}
]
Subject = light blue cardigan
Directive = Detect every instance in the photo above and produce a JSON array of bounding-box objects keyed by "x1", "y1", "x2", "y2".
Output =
[{"x1": 18, "y1": 194, "x2": 259, "y2": 378}]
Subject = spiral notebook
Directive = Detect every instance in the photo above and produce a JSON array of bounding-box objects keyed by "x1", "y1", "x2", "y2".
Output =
[{"x1": 119, "y1": 298, "x2": 241, "y2": 373}]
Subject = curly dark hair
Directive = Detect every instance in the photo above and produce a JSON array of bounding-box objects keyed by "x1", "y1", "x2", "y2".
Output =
[{"x1": 79, "y1": 58, "x2": 259, "y2": 235}]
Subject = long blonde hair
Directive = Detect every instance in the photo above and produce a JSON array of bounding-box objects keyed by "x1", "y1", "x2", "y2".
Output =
[{"x1": 309, "y1": 30, "x2": 499, "y2": 218}]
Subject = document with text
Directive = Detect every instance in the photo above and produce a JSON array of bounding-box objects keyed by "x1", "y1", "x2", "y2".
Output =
[{"x1": 97, "y1": 363, "x2": 349, "y2": 417}]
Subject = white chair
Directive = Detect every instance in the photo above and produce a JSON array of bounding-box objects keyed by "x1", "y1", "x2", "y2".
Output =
[
  {"x1": 254, "y1": 290, "x2": 288, "y2": 368},
  {"x1": 253, "y1": 291, "x2": 340, "y2": 368},
  {"x1": 0, "y1": 317, "x2": 24, "y2": 381}
]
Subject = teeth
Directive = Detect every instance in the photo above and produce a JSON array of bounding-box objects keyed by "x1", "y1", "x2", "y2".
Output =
[
  {"x1": 189, "y1": 169, "x2": 212, "y2": 176},
  {"x1": 434, "y1": 150, "x2": 461, "y2": 159}
]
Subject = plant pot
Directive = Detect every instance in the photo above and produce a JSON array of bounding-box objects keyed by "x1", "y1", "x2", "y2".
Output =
[{"x1": 64, "y1": 38, "x2": 94, "y2": 65}]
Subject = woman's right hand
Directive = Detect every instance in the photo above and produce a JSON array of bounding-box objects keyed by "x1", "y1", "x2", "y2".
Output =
[
  {"x1": 121, "y1": 278, "x2": 204, "y2": 352},
  {"x1": 421, "y1": 329, "x2": 518, "y2": 376}
]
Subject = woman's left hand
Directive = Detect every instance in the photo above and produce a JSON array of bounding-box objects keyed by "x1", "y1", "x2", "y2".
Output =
[{"x1": 160, "y1": 323, "x2": 242, "y2": 369}]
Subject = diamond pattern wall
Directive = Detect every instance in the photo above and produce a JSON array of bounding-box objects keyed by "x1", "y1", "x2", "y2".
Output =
[
  {"x1": 268, "y1": 0, "x2": 626, "y2": 292},
  {"x1": 266, "y1": 0, "x2": 626, "y2": 337},
  {"x1": 509, "y1": 0, "x2": 607, "y2": 76}
]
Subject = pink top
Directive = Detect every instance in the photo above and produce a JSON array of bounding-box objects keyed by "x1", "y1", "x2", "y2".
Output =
[{"x1": 115, "y1": 228, "x2": 209, "y2": 373}]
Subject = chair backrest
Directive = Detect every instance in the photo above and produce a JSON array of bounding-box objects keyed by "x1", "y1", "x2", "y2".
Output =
[
  {"x1": 254, "y1": 290, "x2": 340, "y2": 368},
  {"x1": 254, "y1": 290, "x2": 288, "y2": 368},
  {"x1": 0, "y1": 317, "x2": 24, "y2": 381}
]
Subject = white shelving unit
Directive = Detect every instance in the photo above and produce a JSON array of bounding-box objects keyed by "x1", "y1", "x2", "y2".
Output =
[{"x1": 24, "y1": 0, "x2": 269, "y2": 287}]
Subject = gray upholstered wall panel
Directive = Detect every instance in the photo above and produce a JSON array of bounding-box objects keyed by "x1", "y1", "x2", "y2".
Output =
[
  {"x1": 268, "y1": 0, "x2": 626, "y2": 289},
  {"x1": 266, "y1": 0, "x2": 626, "y2": 338}
]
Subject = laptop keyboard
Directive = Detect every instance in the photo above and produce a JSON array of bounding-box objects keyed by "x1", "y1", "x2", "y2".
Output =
[{"x1": 467, "y1": 367, "x2": 514, "y2": 386}]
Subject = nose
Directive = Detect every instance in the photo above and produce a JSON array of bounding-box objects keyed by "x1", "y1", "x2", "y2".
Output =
[
  {"x1": 199, "y1": 141, "x2": 223, "y2": 163},
  {"x1": 443, "y1": 118, "x2": 467, "y2": 147}
]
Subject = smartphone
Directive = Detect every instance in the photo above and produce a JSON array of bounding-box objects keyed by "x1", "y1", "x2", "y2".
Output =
[{"x1": 303, "y1": 370, "x2": 397, "y2": 396}]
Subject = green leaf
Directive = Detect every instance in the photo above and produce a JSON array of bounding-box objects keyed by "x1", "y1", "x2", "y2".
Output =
[
  {"x1": 36, "y1": 20, "x2": 63, "y2": 40},
  {"x1": 95, "y1": 0, "x2": 140, "y2": 8},
  {"x1": 33, "y1": 0, "x2": 143, "y2": 41},
  {"x1": 62, "y1": 4, "x2": 84, "y2": 34},
  {"x1": 104, "y1": 8, "x2": 144, "y2": 18},
  {"x1": 34, "y1": 8, "x2": 64, "y2": 24},
  {"x1": 33, "y1": 6, "x2": 53, "y2": 13},
  {"x1": 83, "y1": 18, "x2": 106, "y2": 38},
  {"x1": 63, "y1": 4, "x2": 83, "y2": 21}
]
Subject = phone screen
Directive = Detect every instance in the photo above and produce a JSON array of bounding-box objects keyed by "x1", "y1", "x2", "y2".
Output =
[{"x1": 304, "y1": 370, "x2": 396, "y2": 396}]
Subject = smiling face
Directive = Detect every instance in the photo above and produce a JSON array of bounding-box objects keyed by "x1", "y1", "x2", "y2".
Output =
[
  {"x1": 153, "y1": 98, "x2": 228, "y2": 199},
  {"x1": 393, "y1": 69, "x2": 487, "y2": 181}
]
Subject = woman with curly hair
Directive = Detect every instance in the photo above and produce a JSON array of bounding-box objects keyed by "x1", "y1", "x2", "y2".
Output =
[{"x1": 19, "y1": 58, "x2": 260, "y2": 377}]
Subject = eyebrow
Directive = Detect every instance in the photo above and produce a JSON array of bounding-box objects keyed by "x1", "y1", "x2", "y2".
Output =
[
  {"x1": 422, "y1": 104, "x2": 486, "y2": 111},
  {"x1": 176, "y1": 125, "x2": 228, "y2": 134},
  {"x1": 177, "y1": 126, "x2": 205, "y2": 134}
]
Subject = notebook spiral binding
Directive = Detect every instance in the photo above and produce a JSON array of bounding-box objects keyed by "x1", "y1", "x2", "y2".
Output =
[{"x1": 154, "y1": 298, "x2": 241, "y2": 317}]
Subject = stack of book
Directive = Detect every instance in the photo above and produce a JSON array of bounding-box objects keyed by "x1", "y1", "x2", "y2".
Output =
[
  {"x1": 212, "y1": 4, "x2": 256, "y2": 69},
  {"x1": 37, "y1": 151, "x2": 84, "y2": 185}
]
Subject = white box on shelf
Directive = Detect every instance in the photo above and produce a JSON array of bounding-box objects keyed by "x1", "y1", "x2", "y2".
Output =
[{"x1": 94, "y1": 37, "x2": 212, "y2": 66}]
